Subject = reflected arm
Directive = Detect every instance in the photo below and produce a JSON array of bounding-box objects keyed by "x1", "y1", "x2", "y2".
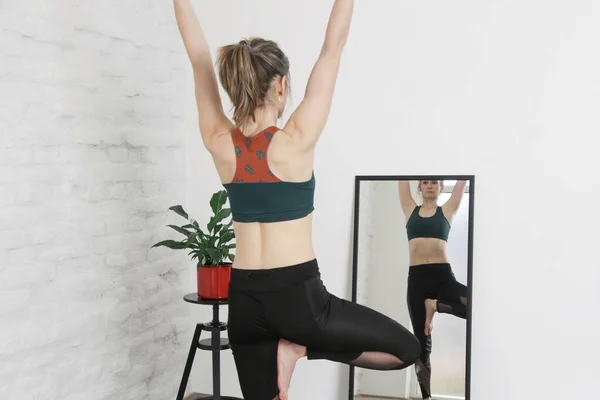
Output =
[
  {"x1": 444, "y1": 180, "x2": 468, "y2": 214},
  {"x1": 398, "y1": 181, "x2": 417, "y2": 217}
]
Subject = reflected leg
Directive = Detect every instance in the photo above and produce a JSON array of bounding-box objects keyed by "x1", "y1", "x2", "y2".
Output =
[
  {"x1": 436, "y1": 272, "x2": 468, "y2": 319},
  {"x1": 407, "y1": 281, "x2": 432, "y2": 400}
]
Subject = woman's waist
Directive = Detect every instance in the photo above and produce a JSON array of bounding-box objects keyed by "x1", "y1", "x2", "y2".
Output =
[
  {"x1": 229, "y1": 258, "x2": 320, "y2": 292},
  {"x1": 232, "y1": 220, "x2": 314, "y2": 270},
  {"x1": 408, "y1": 238, "x2": 448, "y2": 264},
  {"x1": 232, "y1": 249, "x2": 316, "y2": 270},
  {"x1": 409, "y1": 254, "x2": 449, "y2": 266},
  {"x1": 408, "y1": 262, "x2": 454, "y2": 278}
]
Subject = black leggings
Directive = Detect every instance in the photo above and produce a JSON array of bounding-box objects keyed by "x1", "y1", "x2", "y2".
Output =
[
  {"x1": 407, "y1": 263, "x2": 468, "y2": 399},
  {"x1": 227, "y1": 259, "x2": 421, "y2": 400}
]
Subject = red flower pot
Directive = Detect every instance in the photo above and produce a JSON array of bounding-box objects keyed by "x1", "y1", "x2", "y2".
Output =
[{"x1": 197, "y1": 263, "x2": 231, "y2": 300}]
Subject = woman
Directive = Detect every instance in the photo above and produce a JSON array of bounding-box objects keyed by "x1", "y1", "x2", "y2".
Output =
[
  {"x1": 397, "y1": 180, "x2": 469, "y2": 400},
  {"x1": 174, "y1": 1, "x2": 421, "y2": 399}
]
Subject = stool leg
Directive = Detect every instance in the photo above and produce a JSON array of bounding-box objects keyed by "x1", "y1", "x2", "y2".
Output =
[
  {"x1": 212, "y1": 304, "x2": 221, "y2": 400},
  {"x1": 177, "y1": 323, "x2": 202, "y2": 400}
]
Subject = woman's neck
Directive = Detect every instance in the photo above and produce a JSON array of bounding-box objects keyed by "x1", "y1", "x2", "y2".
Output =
[
  {"x1": 240, "y1": 106, "x2": 279, "y2": 136},
  {"x1": 421, "y1": 199, "x2": 438, "y2": 208}
]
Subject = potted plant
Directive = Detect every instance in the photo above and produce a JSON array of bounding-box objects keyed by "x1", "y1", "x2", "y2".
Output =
[{"x1": 151, "y1": 190, "x2": 235, "y2": 300}]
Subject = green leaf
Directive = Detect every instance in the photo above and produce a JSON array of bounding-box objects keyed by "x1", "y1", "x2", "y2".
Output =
[
  {"x1": 194, "y1": 228, "x2": 207, "y2": 240},
  {"x1": 199, "y1": 236, "x2": 209, "y2": 247},
  {"x1": 182, "y1": 223, "x2": 201, "y2": 233},
  {"x1": 228, "y1": 254, "x2": 235, "y2": 262},
  {"x1": 169, "y1": 205, "x2": 189, "y2": 220},
  {"x1": 213, "y1": 224, "x2": 224, "y2": 236},
  {"x1": 220, "y1": 227, "x2": 234, "y2": 238},
  {"x1": 191, "y1": 229, "x2": 207, "y2": 243},
  {"x1": 219, "y1": 230, "x2": 235, "y2": 245},
  {"x1": 215, "y1": 208, "x2": 231, "y2": 224},
  {"x1": 210, "y1": 191, "x2": 228, "y2": 214},
  {"x1": 205, "y1": 248, "x2": 220, "y2": 265},
  {"x1": 186, "y1": 235, "x2": 198, "y2": 247},
  {"x1": 151, "y1": 240, "x2": 188, "y2": 250},
  {"x1": 167, "y1": 225, "x2": 191, "y2": 237},
  {"x1": 207, "y1": 216, "x2": 216, "y2": 234}
]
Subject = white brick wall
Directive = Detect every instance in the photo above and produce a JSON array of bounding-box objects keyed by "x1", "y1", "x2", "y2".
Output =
[{"x1": 0, "y1": 1, "x2": 197, "y2": 399}]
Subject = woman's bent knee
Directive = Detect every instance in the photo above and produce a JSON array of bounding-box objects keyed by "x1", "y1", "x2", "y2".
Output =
[
  {"x1": 403, "y1": 335, "x2": 422, "y2": 367},
  {"x1": 385, "y1": 334, "x2": 421, "y2": 370}
]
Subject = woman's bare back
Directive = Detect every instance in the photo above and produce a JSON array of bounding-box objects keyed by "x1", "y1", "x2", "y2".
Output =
[{"x1": 208, "y1": 125, "x2": 316, "y2": 270}]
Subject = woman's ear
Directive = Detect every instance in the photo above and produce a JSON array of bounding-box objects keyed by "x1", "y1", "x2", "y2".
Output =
[{"x1": 279, "y1": 75, "x2": 288, "y2": 96}]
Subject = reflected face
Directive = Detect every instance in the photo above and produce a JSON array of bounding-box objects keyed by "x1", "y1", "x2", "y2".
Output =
[{"x1": 419, "y1": 180, "x2": 444, "y2": 200}]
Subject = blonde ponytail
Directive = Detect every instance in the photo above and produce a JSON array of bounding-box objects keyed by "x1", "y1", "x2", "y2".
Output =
[{"x1": 217, "y1": 38, "x2": 290, "y2": 128}]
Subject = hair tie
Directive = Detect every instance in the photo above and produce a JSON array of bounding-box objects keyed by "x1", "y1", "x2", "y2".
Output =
[{"x1": 246, "y1": 45, "x2": 254, "y2": 55}]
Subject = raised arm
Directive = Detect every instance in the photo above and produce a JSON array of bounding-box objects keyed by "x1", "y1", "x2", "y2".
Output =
[
  {"x1": 284, "y1": 0, "x2": 354, "y2": 149},
  {"x1": 443, "y1": 180, "x2": 468, "y2": 215},
  {"x1": 174, "y1": 0, "x2": 230, "y2": 149},
  {"x1": 398, "y1": 181, "x2": 417, "y2": 219}
]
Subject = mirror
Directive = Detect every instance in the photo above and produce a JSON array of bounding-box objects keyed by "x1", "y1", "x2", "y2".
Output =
[{"x1": 349, "y1": 176, "x2": 474, "y2": 400}]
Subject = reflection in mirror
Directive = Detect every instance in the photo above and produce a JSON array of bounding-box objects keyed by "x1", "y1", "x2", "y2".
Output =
[{"x1": 351, "y1": 177, "x2": 473, "y2": 400}]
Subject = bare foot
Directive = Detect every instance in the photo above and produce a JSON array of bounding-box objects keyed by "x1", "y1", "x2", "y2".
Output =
[
  {"x1": 277, "y1": 339, "x2": 306, "y2": 400},
  {"x1": 424, "y1": 298, "x2": 437, "y2": 336}
]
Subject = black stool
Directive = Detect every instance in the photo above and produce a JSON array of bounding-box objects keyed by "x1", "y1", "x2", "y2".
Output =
[{"x1": 176, "y1": 294, "x2": 242, "y2": 400}]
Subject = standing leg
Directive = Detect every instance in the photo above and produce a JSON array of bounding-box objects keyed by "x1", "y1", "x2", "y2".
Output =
[
  {"x1": 228, "y1": 289, "x2": 281, "y2": 400},
  {"x1": 229, "y1": 339, "x2": 280, "y2": 400},
  {"x1": 407, "y1": 281, "x2": 433, "y2": 400}
]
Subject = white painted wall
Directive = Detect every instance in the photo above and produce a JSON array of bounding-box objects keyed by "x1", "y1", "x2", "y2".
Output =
[
  {"x1": 186, "y1": 1, "x2": 600, "y2": 399},
  {"x1": 2, "y1": 0, "x2": 599, "y2": 399}
]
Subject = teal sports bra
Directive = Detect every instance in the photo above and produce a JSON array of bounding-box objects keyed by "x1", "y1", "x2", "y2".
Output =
[
  {"x1": 406, "y1": 206, "x2": 450, "y2": 241},
  {"x1": 222, "y1": 126, "x2": 315, "y2": 223}
]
